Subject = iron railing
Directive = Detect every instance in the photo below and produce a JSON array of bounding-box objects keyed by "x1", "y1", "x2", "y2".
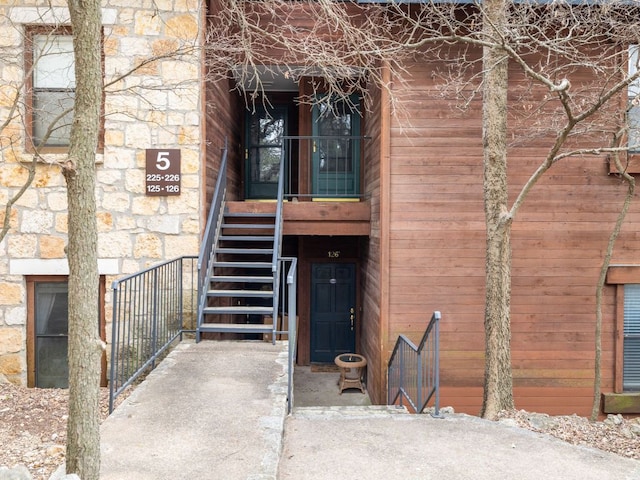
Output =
[
  {"x1": 196, "y1": 142, "x2": 228, "y2": 341},
  {"x1": 281, "y1": 136, "x2": 365, "y2": 200},
  {"x1": 271, "y1": 144, "x2": 286, "y2": 337},
  {"x1": 109, "y1": 256, "x2": 198, "y2": 412},
  {"x1": 387, "y1": 311, "x2": 441, "y2": 416},
  {"x1": 279, "y1": 257, "x2": 298, "y2": 413}
]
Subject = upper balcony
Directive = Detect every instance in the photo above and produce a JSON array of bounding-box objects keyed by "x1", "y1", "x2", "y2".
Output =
[{"x1": 235, "y1": 135, "x2": 371, "y2": 236}]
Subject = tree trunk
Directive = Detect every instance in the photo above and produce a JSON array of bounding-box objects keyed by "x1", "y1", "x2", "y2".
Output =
[
  {"x1": 64, "y1": 1, "x2": 103, "y2": 479},
  {"x1": 480, "y1": 0, "x2": 515, "y2": 419}
]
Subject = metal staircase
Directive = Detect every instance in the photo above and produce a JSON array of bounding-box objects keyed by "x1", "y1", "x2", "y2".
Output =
[
  {"x1": 198, "y1": 209, "x2": 279, "y2": 336},
  {"x1": 196, "y1": 141, "x2": 285, "y2": 341}
]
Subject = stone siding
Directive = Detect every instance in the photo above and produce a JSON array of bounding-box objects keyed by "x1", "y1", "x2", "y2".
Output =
[{"x1": 0, "y1": 1, "x2": 204, "y2": 384}]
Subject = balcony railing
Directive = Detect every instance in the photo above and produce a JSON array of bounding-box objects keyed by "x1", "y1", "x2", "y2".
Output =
[{"x1": 281, "y1": 136, "x2": 365, "y2": 200}]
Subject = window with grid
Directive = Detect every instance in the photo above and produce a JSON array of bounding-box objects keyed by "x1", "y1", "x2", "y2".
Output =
[
  {"x1": 27, "y1": 28, "x2": 76, "y2": 149},
  {"x1": 623, "y1": 284, "x2": 640, "y2": 391}
]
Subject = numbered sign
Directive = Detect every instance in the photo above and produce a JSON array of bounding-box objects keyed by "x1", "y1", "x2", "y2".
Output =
[{"x1": 145, "y1": 149, "x2": 181, "y2": 196}]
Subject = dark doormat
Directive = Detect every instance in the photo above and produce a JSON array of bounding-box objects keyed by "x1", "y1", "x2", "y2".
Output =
[{"x1": 310, "y1": 364, "x2": 340, "y2": 373}]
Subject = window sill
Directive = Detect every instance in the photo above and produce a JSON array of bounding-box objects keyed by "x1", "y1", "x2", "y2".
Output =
[
  {"x1": 602, "y1": 392, "x2": 640, "y2": 414},
  {"x1": 19, "y1": 151, "x2": 104, "y2": 165}
]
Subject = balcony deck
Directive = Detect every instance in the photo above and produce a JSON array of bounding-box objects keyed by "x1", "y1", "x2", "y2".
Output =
[{"x1": 225, "y1": 200, "x2": 371, "y2": 236}]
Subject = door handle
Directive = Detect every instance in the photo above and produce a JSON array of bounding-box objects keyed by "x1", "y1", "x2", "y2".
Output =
[{"x1": 350, "y1": 308, "x2": 355, "y2": 331}]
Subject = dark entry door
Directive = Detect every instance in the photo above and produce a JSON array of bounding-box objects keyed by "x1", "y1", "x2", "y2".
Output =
[
  {"x1": 311, "y1": 96, "x2": 360, "y2": 197},
  {"x1": 246, "y1": 105, "x2": 287, "y2": 199},
  {"x1": 310, "y1": 263, "x2": 356, "y2": 363}
]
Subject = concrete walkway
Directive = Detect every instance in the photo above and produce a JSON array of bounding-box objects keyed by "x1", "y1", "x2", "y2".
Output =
[
  {"x1": 100, "y1": 341, "x2": 289, "y2": 480},
  {"x1": 100, "y1": 340, "x2": 640, "y2": 480}
]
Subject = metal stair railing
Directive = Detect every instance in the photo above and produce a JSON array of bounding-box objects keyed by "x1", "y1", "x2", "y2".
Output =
[
  {"x1": 277, "y1": 257, "x2": 298, "y2": 413},
  {"x1": 270, "y1": 144, "x2": 286, "y2": 341},
  {"x1": 387, "y1": 311, "x2": 441, "y2": 416},
  {"x1": 196, "y1": 141, "x2": 228, "y2": 341},
  {"x1": 109, "y1": 256, "x2": 198, "y2": 412}
]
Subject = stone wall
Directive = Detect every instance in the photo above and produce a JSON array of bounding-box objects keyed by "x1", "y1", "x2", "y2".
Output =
[{"x1": 0, "y1": 1, "x2": 204, "y2": 385}]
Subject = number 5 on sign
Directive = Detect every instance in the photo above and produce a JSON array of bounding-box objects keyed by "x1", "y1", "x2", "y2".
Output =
[{"x1": 155, "y1": 151, "x2": 171, "y2": 170}]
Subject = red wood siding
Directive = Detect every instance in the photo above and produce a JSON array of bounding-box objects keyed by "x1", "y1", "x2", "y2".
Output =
[
  {"x1": 384, "y1": 51, "x2": 630, "y2": 416},
  {"x1": 360, "y1": 70, "x2": 386, "y2": 403}
]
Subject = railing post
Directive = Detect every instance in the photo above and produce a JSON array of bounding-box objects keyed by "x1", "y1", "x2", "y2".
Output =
[
  {"x1": 286, "y1": 258, "x2": 298, "y2": 414},
  {"x1": 109, "y1": 283, "x2": 120, "y2": 413},
  {"x1": 151, "y1": 267, "x2": 158, "y2": 369},
  {"x1": 432, "y1": 313, "x2": 441, "y2": 418},
  {"x1": 417, "y1": 342, "x2": 423, "y2": 412},
  {"x1": 399, "y1": 343, "x2": 405, "y2": 407}
]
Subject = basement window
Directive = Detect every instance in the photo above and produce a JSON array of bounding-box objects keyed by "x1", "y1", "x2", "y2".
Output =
[
  {"x1": 623, "y1": 284, "x2": 640, "y2": 391},
  {"x1": 26, "y1": 276, "x2": 107, "y2": 388}
]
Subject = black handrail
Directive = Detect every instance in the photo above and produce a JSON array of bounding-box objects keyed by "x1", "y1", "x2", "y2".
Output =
[
  {"x1": 109, "y1": 256, "x2": 197, "y2": 412},
  {"x1": 387, "y1": 311, "x2": 441, "y2": 416},
  {"x1": 196, "y1": 141, "x2": 228, "y2": 341},
  {"x1": 270, "y1": 144, "x2": 286, "y2": 340}
]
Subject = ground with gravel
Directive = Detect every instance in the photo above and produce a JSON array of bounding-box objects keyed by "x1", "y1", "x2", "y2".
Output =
[
  {"x1": 0, "y1": 383, "x2": 128, "y2": 480},
  {"x1": 1, "y1": 382, "x2": 639, "y2": 479}
]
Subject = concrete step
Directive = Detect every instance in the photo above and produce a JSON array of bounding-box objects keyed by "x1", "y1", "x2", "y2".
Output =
[
  {"x1": 198, "y1": 322, "x2": 274, "y2": 334},
  {"x1": 211, "y1": 275, "x2": 273, "y2": 283},
  {"x1": 207, "y1": 289, "x2": 274, "y2": 298},
  {"x1": 203, "y1": 305, "x2": 273, "y2": 315},
  {"x1": 216, "y1": 248, "x2": 274, "y2": 255},
  {"x1": 292, "y1": 405, "x2": 410, "y2": 418},
  {"x1": 213, "y1": 261, "x2": 272, "y2": 269}
]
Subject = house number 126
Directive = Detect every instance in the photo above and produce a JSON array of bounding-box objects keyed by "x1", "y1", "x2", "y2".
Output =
[{"x1": 328, "y1": 251, "x2": 340, "y2": 258}]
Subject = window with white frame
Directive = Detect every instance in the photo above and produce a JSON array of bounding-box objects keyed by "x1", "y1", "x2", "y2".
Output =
[
  {"x1": 27, "y1": 28, "x2": 76, "y2": 148},
  {"x1": 629, "y1": 45, "x2": 640, "y2": 153},
  {"x1": 623, "y1": 284, "x2": 640, "y2": 391}
]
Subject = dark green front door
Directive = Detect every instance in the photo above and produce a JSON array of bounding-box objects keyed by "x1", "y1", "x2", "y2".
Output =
[
  {"x1": 246, "y1": 106, "x2": 287, "y2": 199},
  {"x1": 310, "y1": 263, "x2": 356, "y2": 363},
  {"x1": 311, "y1": 96, "x2": 360, "y2": 198}
]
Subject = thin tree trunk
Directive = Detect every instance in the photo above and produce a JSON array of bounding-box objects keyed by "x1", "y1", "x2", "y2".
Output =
[
  {"x1": 480, "y1": 0, "x2": 515, "y2": 419},
  {"x1": 64, "y1": 1, "x2": 103, "y2": 479}
]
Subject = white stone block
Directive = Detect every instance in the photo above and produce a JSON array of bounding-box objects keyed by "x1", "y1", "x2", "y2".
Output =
[
  {"x1": 98, "y1": 231, "x2": 133, "y2": 258},
  {"x1": 101, "y1": 192, "x2": 131, "y2": 213},
  {"x1": 97, "y1": 169, "x2": 123, "y2": 186},
  {"x1": 140, "y1": 215, "x2": 181, "y2": 234},
  {"x1": 125, "y1": 123, "x2": 152, "y2": 149},
  {"x1": 20, "y1": 210, "x2": 53, "y2": 234},
  {"x1": 124, "y1": 169, "x2": 145, "y2": 195},
  {"x1": 167, "y1": 190, "x2": 199, "y2": 214},
  {"x1": 5, "y1": 306, "x2": 26, "y2": 326},
  {"x1": 105, "y1": 148, "x2": 135, "y2": 170},
  {"x1": 47, "y1": 192, "x2": 68, "y2": 211}
]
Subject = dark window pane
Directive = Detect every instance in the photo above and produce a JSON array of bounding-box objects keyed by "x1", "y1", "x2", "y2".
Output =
[
  {"x1": 34, "y1": 282, "x2": 68, "y2": 388},
  {"x1": 35, "y1": 283, "x2": 68, "y2": 335},
  {"x1": 35, "y1": 336, "x2": 68, "y2": 388},
  {"x1": 249, "y1": 147, "x2": 282, "y2": 182}
]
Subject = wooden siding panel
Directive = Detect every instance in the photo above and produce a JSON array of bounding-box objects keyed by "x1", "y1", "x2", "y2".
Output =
[
  {"x1": 384, "y1": 51, "x2": 630, "y2": 416},
  {"x1": 360, "y1": 72, "x2": 385, "y2": 403}
]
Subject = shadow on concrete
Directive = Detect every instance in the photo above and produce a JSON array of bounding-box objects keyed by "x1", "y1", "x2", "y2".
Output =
[{"x1": 293, "y1": 365, "x2": 372, "y2": 409}]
